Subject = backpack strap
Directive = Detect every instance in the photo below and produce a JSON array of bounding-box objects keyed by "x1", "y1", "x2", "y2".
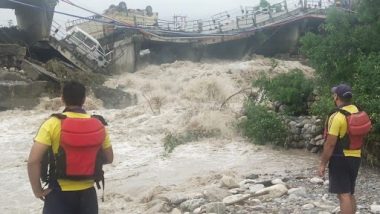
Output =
[
  {"x1": 51, "y1": 113, "x2": 67, "y2": 120},
  {"x1": 338, "y1": 109, "x2": 352, "y2": 117},
  {"x1": 92, "y1": 114, "x2": 107, "y2": 202},
  {"x1": 92, "y1": 115, "x2": 108, "y2": 126}
]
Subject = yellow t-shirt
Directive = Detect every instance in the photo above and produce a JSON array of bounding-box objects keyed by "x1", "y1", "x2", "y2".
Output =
[
  {"x1": 34, "y1": 112, "x2": 111, "y2": 191},
  {"x1": 328, "y1": 105, "x2": 360, "y2": 157}
]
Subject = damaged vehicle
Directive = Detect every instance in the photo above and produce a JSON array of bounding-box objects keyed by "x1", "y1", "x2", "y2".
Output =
[{"x1": 65, "y1": 27, "x2": 112, "y2": 68}]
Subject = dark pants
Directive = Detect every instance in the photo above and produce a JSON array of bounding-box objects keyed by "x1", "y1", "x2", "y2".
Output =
[
  {"x1": 43, "y1": 183, "x2": 98, "y2": 214},
  {"x1": 328, "y1": 156, "x2": 361, "y2": 194}
]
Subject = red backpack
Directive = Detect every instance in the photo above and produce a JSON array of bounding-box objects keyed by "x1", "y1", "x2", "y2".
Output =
[
  {"x1": 324, "y1": 108, "x2": 372, "y2": 150},
  {"x1": 338, "y1": 109, "x2": 372, "y2": 150},
  {"x1": 41, "y1": 114, "x2": 107, "y2": 198}
]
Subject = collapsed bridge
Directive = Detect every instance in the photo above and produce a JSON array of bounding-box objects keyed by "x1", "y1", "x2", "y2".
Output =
[{"x1": 1, "y1": 0, "x2": 353, "y2": 74}]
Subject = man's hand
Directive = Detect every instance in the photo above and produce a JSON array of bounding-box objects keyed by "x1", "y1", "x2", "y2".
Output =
[
  {"x1": 318, "y1": 163, "x2": 326, "y2": 178},
  {"x1": 34, "y1": 188, "x2": 52, "y2": 201}
]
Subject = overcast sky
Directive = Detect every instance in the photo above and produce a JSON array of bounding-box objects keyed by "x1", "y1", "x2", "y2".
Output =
[{"x1": 1, "y1": 0, "x2": 266, "y2": 26}]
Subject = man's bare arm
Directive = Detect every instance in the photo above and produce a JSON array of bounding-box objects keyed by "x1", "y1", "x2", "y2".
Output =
[
  {"x1": 320, "y1": 134, "x2": 338, "y2": 166},
  {"x1": 318, "y1": 134, "x2": 338, "y2": 177},
  {"x1": 27, "y1": 142, "x2": 51, "y2": 199}
]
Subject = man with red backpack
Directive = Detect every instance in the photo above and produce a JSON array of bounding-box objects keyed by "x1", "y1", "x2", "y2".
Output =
[
  {"x1": 319, "y1": 84, "x2": 371, "y2": 214},
  {"x1": 27, "y1": 81, "x2": 114, "y2": 214}
]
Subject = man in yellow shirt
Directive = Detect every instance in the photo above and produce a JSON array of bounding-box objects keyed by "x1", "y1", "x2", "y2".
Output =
[
  {"x1": 319, "y1": 84, "x2": 361, "y2": 214},
  {"x1": 27, "y1": 81, "x2": 113, "y2": 214}
]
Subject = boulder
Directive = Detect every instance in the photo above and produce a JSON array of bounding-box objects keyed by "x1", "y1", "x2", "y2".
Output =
[
  {"x1": 371, "y1": 204, "x2": 380, "y2": 213},
  {"x1": 203, "y1": 186, "x2": 231, "y2": 202},
  {"x1": 170, "y1": 208, "x2": 181, "y2": 214},
  {"x1": 222, "y1": 194, "x2": 251, "y2": 205},
  {"x1": 302, "y1": 204, "x2": 314, "y2": 210},
  {"x1": 220, "y1": 176, "x2": 239, "y2": 189},
  {"x1": 287, "y1": 187, "x2": 307, "y2": 198},
  {"x1": 204, "y1": 202, "x2": 226, "y2": 214},
  {"x1": 180, "y1": 198, "x2": 207, "y2": 212},
  {"x1": 92, "y1": 86, "x2": 137, "y2": 109},
  {"x1": 248, "y1": 184, "x2": 265, "y2": 194},
  {"x1": 254, "y1": 184, "x2": 288, "y2": 201},
  {"x1": 310, "y1": 177, "x2": 324, "y2": 184}
]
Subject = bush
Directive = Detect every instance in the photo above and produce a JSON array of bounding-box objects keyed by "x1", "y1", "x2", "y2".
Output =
[
  {"x1": 309, "y1": 88, "x2": 335, "y2": 119},
  {"x1": 254, "y1": 69, "x2": 314, "y2": 116},
  {"x1": 240, "y1": 102, "x2": 288, "y2": 146}
]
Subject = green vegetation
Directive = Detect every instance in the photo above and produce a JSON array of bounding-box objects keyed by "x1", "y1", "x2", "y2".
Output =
[
  {"x1": 239, "y1": 102, "x2": 288, "y2": 146},
  {"x1": 254, "y1": 70, "x2": 314, "y2": 116},
  {"x1": 300, "y1": 1, "x2": 380, "y2": 166}
]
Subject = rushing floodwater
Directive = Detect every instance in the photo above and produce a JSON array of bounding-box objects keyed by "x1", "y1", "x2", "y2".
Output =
[{"x1": 0, "y1": 59, "x2": 318, "y2": 213}]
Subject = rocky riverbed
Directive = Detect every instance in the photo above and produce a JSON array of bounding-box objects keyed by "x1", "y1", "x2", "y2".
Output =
[{"x1": 1, "y1": 58, "x2": 379, "y2": 214}]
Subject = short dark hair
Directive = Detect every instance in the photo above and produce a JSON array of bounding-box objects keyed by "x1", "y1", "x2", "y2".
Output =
[
  {"x1": 339, "y1": 96, "x2": 352, "y2": 104},
  {"x1": 62, "y1": 81, "x2": 86, "y2": 106}
]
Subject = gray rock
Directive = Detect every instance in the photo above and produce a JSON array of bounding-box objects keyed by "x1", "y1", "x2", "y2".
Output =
[
  {"x1": 245, "y1": 173, "x2": 259, "y2": 180},
  {"x1": 204, "y1": 202, "x2": 226, "y2": 214},
  {"x1": 248, "y1": 184, "x2": 265, "y2": 194},
  {"x1": 271, "y1": 178, "x2": 284, "y2": 185},
  {"x1": 180, "y1": 198, "x2": 207, "y2": 212},
  {"x1": 203, "y1": 186, "x2": 231, "y2": 202},
  {"x1": 193, "y1": 207, "x2": 203, "y2": 214},
  {"x1": 311, "y1": 146, "x2": 320, "y2": 153},
  {"x1": 310, "y1": 177, "x2": 324, "y2": 184},
  {"x1": 220, "y1": 176, "x2": 239, "y2": 189},
  {"x1": 146, "y1": 199, "x2": 171, "y2": 214},
  {"x1": 302, "y1": 203, "x2": 315, "y2": 210},
  {"x1": 222, "y1": 194, "x2": 251, "y2": 205},
  {"x1": 313, "y1": 201, "x2": 336, "y2": 210},
  {"x1": 371, "y1": 204, "x2": 380, "y2": 213},
  {"x1": 287, "y1": 187, "x2": 307, "y2": 198},
  {"x1": 314, "y1": 134, "x2": 323, "y2": 141},
  {"x1": 255, "y1": 184, "x2": 288, "y2": 201},
  {"x1": 290, "y1": 126, "x2": 301, "y2": 135},
  {"x1": 229, "y1": 189, "x2": 239, "y2": 194},
  {"x1": 332, "y1": 206, "x2": 340, "y2": 213},
  {"x1": 92, "y1": 86, "x2": 137, "y2": 109},
  {"x1": 316, "y1": 139, "x2": 325, "y2": 146},
  {"x1": 251, "y1": 205, "x2": 265, "y2": 211},
  {"x1": 170, "y1": 208, "x2": 181, "y2": 214},
  {"x1": 163, "y1": 193, "x2": 191, "y2": 205}
]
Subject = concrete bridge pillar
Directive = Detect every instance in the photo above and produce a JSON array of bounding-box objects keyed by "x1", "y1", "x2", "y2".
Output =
[{"x1": 1, "y1": 0, "x2": 57, "y2": 44}]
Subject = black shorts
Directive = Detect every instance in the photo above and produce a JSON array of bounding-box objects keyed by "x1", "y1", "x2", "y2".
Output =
[
  {"x1": 43, "y1": 182, "x2": 98, "y2": 214},
  {"x1": 328, "y1": 156, "x2": 361, "y2": 194}
]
